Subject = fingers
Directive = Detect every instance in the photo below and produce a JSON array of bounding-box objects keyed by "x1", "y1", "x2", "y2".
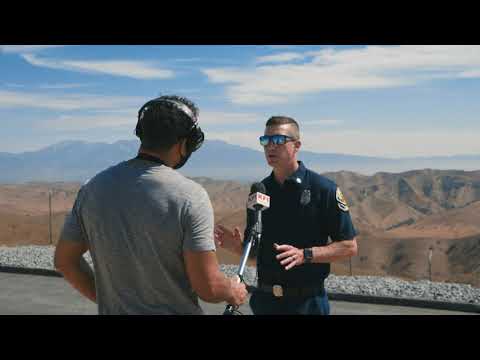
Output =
[
  {"x1": 276, "y1": 250, "x2": 296, "y2": 261},
  {"x1": 214, "y1": 227, "x2": 224, "y2": 238},
  {"x1": 274, "y1": 244, "x2": 293, "y2": 252},
  {"x1": 214, "y1": 227, "x2": 223, "y2": 236},
  {"x1": 280, "y1": 253, "x2": 299, "y2": 270},
  {"x1": 215, "y1": 224, "x2": 244, "y2": 252},
  {"x1": 231, "y1": 280, "x2": 248, "y2": 306},
  {"x1": 214, "y1": 225, "x2": 229, "y2": 247},
  {"x1": 214, "y1": 229, "x2": 223, "y2": 247},
  {"x1": 274, "y1": 244, "x2": 301, "y2": 270},
  {"x1": 279, "y1": 253, "x2": 297, "y2": 266},
  {"x1": 233, "y1": 227, "x2": 242, "y2": 239},
  {"x1": 215, "y1": 224, "x2": 230, "y2": 233},
  {"x1": 285, "y1": 257, "x2": 299, "y2": 271}
]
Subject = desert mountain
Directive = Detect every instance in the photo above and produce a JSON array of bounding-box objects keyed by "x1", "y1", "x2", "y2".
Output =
[
  {"x1": 0, "y1": 169, "x2": 479, "y2": 286},
  {"x1": 1, "y1": 139, "x2": 480, "y2": 183}
]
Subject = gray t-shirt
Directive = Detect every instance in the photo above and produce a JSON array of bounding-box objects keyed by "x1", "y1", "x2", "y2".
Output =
[{"x1": 60, "y1": 158, "x2": 215, "y2": 315}]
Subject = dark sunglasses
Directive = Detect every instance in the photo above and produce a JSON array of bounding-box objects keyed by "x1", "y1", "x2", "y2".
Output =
[{"x1": 259, "y1": 134, "x2": 297, "y2": 146}]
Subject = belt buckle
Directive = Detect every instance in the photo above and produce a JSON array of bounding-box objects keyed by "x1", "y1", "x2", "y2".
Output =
[{"x1": 272, "y1": 285, "x2": 283, "y2": 297}]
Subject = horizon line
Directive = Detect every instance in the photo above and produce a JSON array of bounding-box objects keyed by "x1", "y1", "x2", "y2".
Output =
[{"x1": 1, "y1": 138, "x2": 480, "y2": 160}]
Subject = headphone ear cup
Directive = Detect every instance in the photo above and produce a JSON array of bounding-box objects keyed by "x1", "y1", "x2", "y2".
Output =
[
  {"x1": 135, "y1": 101, "x2": 155, "y2": 141},
  {"x1": 135, "y1": 120, "x2": 143, "y2": 139},
  {"x1": 187, "y1": 126, "x2": 204, "y2": 153}
]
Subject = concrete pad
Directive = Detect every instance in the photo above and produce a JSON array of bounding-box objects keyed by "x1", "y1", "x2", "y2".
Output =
[{"x1": 0, "y1": 272, "x2": 476, "y2": 315}]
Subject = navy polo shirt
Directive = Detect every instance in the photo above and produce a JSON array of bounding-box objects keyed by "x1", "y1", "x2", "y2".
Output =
[{"x1": 245, "y1": 161, "x2": 357, "y2": 287}]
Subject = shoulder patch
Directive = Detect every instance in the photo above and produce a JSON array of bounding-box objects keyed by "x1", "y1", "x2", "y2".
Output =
[{"x1": 336, "y1": 187, "x2": 349, "y2": 212}]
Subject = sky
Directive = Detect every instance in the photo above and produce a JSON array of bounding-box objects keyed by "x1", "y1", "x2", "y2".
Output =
[{"x1": 0, "y1": 45, "x2": 479, "y2": 158}]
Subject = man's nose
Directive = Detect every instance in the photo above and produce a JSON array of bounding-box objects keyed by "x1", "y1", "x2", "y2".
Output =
[{"x1": 266, "y1": 142, "x2": 277, "y2": 150}]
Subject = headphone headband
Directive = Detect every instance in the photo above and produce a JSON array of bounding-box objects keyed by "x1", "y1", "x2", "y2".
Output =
[{"x1": 138, "y1": 98, "x2": 198, "y2": 126}]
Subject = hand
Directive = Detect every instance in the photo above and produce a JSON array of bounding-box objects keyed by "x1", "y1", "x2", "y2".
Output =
[
  {"x1": 214, "y1": 224, "x2": 243, "y2": 255},
  {"x1": 274, "y1": 243, "x2": 305, "y2": 271},
  {"x1": 228, "y1": 275, "x2": 248, "y2": 307}
]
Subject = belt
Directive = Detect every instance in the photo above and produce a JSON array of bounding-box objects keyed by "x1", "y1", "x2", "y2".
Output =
[{"x1": 256, "y1": 282, "x2": 325, "y2": 298}]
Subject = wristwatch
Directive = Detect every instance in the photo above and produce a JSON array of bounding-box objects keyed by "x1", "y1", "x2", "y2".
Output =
[{"x1": 303, "y1": 248, "x2": 313, "y2": 264}]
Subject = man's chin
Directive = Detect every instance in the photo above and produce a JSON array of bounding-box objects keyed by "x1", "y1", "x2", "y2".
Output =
[{"x1": 266, "y1": 158, "x2": 276, "y2": 167}]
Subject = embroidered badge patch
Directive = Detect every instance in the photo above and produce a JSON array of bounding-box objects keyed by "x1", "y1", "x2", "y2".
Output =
[
  {"x1": 336, "y1": 187, "x2": 349, "y2": 212},
  {"x1": 300, "y1": 189, "x2": 311, "y2": 205}
]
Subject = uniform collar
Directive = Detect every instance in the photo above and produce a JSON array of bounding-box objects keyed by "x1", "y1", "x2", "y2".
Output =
[{"x1": 267, "y1": 161, "x2": 307, "y2": 189}]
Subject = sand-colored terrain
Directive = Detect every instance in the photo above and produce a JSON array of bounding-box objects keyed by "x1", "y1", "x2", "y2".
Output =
[{"x1": 1, "y1": 169, "x2": 479, "y2": 286}]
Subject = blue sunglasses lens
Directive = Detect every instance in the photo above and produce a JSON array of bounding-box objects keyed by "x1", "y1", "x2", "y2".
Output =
[
  {"x1": 260, "y1": 135, "x2": 289, "y2": 146},
  {"x1": 259, "y1": 136, "x2": 269, "y2": 146}
]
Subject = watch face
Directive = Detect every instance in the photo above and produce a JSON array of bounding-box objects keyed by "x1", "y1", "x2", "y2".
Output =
[{"x1": 304, "y1": 248, "x2": 313, "y2": 262}]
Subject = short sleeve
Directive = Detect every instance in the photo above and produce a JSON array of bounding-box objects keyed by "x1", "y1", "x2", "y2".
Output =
[
  {"x1": 327, "y1": 187, "x2": 357, "y2": 241},
  {"x1": 60, "y1": 189, "x2": 88, "y2": 245},
  {"x1": 182, "y1": 187, "x2": 216, "y2": 252}
]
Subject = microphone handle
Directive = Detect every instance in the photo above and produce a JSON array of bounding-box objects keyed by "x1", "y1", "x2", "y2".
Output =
[
  {"x1": 223, "y1": 212, "x2": 262, "y2": 315},
  {"x1": 223, "y1": 274, "x2": 242, "y2": 315}
]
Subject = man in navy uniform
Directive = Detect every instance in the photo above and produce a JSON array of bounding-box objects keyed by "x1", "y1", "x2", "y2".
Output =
[{"x1": 214, "y1": 116, "x2": 358, "y2": 315}]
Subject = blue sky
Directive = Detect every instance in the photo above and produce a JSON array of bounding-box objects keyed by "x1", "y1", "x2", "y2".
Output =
[{"x1": 1, "y1": 45, "x2": 479, "y2": 157}]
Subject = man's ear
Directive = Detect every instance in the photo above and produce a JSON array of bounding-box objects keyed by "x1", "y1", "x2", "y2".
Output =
[
  {"x1": 294, "y1": 140, "x2": 302, "y2": 153},
  {"x1": 179, "y1": 138, "x2": 188, "y2": 156}
]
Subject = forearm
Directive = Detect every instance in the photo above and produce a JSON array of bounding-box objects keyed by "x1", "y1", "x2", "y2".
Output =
[
  {"x1": 59, "y1": 257, "x2": 97, "y2": 303},
  {"x1": 311, "y1": 239, "x2": 357, "y2": 264}
]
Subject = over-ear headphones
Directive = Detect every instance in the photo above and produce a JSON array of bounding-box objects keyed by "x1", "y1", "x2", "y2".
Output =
[{"x1": 135, "y1": 97, "x2": 204, "y2": 153}]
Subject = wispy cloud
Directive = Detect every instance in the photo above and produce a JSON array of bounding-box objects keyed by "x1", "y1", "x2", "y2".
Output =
[
  {"x1": 21, "y1": 53, "x2": 175, "y2": 80},
  {"x1": 3, "y1": 83, "x2": 25, "y2": 88},
  {"x1": 199, "y1": 111, "x2": 262, "y2": 125},
  {"x1": 0, "y1": 90, "x2": 143, "y2": 111},
  {"x1": 266, "y1": 45, "x2": 299, "y2": 50},
  {"x1": 256, "y1": 52, "x2": 306, "y2": 64},
  {"x1": 302, "y1": 119, "x2": 343, "y2": 126},
  {"x1": 0, "y1": 45, "x2": 65, "y2": 53},
  {"x1": 173, "y1": 58, "x2": 205, "y2": 63},
  {"x1": 38, "y1": 83, "x2": 98, "y2": 89},
  {"x1": 40, "y1": 110, "x2": 262, "y2": 131},
  {"x1": 203, "y1": 45, "x2": 480, "y2": 105},
  {"x1": 3, "y1": 82, "x2": 98, "y2": 90},
  {"x1": 458, "y1": 69, "x2": 480, "y2": 78}
]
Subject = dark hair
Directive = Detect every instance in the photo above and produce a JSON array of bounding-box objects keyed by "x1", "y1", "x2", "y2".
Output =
[
  {"x1": 135, "y1": 95, "x2": 200, "y2": 151},
  {"x1": 265, "y1": 116, "x2": 300, "y2": 139}
]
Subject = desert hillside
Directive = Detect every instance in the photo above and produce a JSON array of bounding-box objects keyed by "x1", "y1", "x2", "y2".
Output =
[{"x1": 0, "y1": 169, "x2": 479, "y2": 286}]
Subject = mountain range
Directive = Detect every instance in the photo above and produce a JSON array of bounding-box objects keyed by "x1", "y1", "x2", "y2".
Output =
[
  {"x1": 0, "y1": 139, "x2": 479, "y2": 183},
  {"x1": 1, "y1": 168, "x2": 479, "y2": 286}
]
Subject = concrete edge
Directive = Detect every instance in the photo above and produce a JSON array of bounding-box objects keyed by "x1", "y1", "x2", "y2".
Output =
[
  {"x1": 328, "y1": 292, "x2": 480, "y2": 314},
  {"x1": 0, "y1": 266, "x2": 62, "y2": 278},
  {"x1": 1, "y1": 266, "x2": 478, "y2": 314}
]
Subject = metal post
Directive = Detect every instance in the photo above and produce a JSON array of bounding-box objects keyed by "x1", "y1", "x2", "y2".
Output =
[
  {"x1": 349, "y1": 257, "x2": 353, "y2": 276},
  {"x1": 428, "y1": 247, "x2": 433, "y2": 282},
  {"x1": 48, "y1": 190, "x2": 53, "y2": 245}
]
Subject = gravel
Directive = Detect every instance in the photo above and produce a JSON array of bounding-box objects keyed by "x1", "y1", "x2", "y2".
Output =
[{"x1": 1, "y1": 245, "x2": 479, "y2": 305}]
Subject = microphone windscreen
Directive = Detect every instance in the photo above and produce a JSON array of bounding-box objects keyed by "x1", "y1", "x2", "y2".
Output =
[{"x1": 250, "y1": 182, "x2": 266, "y2": 195}]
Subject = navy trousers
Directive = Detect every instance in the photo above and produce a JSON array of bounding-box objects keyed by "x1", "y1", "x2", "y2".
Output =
[{"x1": 249, "y1": 290, "x2": 330, "y2": 315}]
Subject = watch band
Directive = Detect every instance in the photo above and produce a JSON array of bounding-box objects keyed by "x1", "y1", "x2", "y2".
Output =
[{"x1": 303, "y1": 248, "x2": 313, "y2": 264}]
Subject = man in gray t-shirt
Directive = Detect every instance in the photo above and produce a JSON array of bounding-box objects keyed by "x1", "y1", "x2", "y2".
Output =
[{"x1": 54, "y1": 95, "x2": 247, "y2": 314}]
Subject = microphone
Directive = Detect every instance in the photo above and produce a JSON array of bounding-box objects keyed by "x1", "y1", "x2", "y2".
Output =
[
  {"x1": 246, "y1": 182, "x2": 270, "y2": 211},
  {"x1": 223, "y1": 182, "x2": 269, "y2": 315},
  {"x1": 245, "y1": 182, "x2": 269, "y2": 236}
]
